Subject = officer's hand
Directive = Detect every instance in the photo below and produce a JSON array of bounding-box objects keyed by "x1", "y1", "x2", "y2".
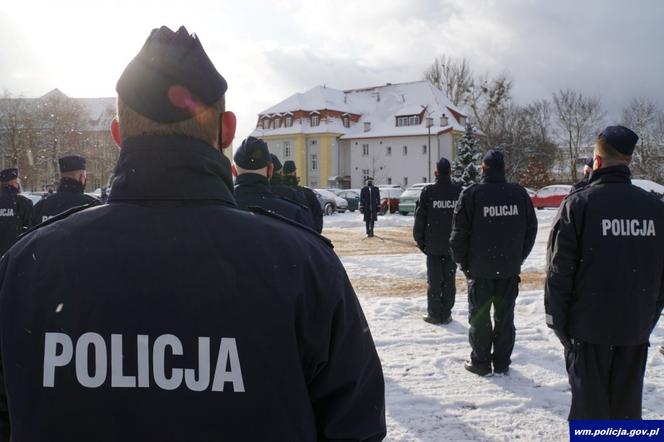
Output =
[
  {"x1": 553, "y1": 329, "x2": 572, "y2": 351},
  {"x1": 417, "y1": 243, "x2": 426, "y2": 254}
]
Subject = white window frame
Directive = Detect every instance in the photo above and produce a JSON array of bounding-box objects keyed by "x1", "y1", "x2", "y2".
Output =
[
  {"x1": 285, "y1": 116, "x2": 293, "y2": 127},
  {"x1": 362, "y1": 144, "x2": 369, "y2": 157},
  {"x1": 311, "y1": 154, "x2": 318, "y2": 171},
  {"x1": 283, "y1": 141, "x2": 292, "y2": 158},
  {"x1": 263, "y1": 118, "x2": 270, "y2": 129},
  {"x1": 274, "y1": 117, "x2": 281, "y2": 129},
  {"x1": 311, "y1": 114, "x2": 320, "y2": 127}
]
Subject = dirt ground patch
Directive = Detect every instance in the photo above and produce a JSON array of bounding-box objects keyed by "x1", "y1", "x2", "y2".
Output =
[
  {"x1": 351, "y1": 272, "x2": 545, "y2": 298},
  {"x1": 325, "y1": 227, "x2": 418, "y2": 256}
]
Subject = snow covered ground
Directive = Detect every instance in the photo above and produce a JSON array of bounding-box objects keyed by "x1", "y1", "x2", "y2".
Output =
[{"x1": 323, "y1": 210, "x2": 664, "y2": 441}]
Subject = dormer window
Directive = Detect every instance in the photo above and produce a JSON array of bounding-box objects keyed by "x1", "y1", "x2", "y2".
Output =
[
  {"x1": 396, "y1": 115, "x2": 421, "y2": 127},
  {"x1": 310, "y1": 112, "x2": 320, "y2": 127},
  {"x1": 342, "y1": 114, "x2": 350, "y2": 128},
  {"x1": 263, "y1": 117, "x2": 271, "y2": 129},
  {"x1": 274, "y1": 117, "x2": 281, "y2": 129},
  {"x1": 285, "y1": 115, "x2": 293, "y2": 127}
]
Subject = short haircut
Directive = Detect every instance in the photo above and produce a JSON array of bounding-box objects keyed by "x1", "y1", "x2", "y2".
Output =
[
  {"x1": 595, "y1": 137, "x2": 632, "y2": 167},
  {"x1": 61, "y1": 170, "x2": 85, "y2": 179},
  {"x1": 116, "y1": 96, "x2": 225, "y2": 146}
]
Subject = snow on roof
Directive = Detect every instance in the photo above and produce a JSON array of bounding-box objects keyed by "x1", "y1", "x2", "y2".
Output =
[
  {"x1": 260, "y1": 85, "x2": 355, "y2": 115},
  {"x1": 254, "y1": 81, "x2": 467, "y2": 140}
]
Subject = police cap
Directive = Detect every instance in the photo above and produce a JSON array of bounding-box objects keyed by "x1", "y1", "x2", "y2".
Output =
[
  {"x1": 116, "y1": 26, "x2": 227, "y2": 124},
  {"x1": 234, "y1": 137, "x2": 270, "y2": 170},
  {"x1": 482, "y1": 149, "x2": 504, "y2": 169},
  {"x1": 0, "y1": 168, "x2": 18, "y2": 182},
  {"x1": 283, "y1": 160, "x2": 297, "y2": 174},
  {"x1": 598, "y1": 125, "x2": 639, "y2": 156},
  {"x1": 59, "y1": 155, "x2": 86, "y2": 172},
  {"x1": 270, "y1": 154, "x2": 283, "y2": 171},
  {"x1": 436, "y1": 157, "x2": 451, "y2": 174}
]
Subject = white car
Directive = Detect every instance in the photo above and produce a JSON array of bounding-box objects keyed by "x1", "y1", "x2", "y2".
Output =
[
  {"x1": 632, "y1": 179, "x2": 664, "y2": 197},
  {"x1": 314, "y1": 189, "x2": 348, "y2": 215}
]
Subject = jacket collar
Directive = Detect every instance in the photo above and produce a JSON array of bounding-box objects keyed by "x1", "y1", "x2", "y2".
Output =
[
  {"x1": 435, "y1": 175, "x2": 452, "y2": 185},
  {"x1": 588, "y1": 165, "x2": 631, "y2": 186},
  {"x1": 481, "y1": 167, "x2": 507, "y2": 184},
  {"x1": 108, "y1": 135, "x2": 236, "y2": 206},
  {"x1": 0, "y1": 185, "x2": 18, "y2": 195},
  {"x1": 234, "y1": 173, "x2": 271, "y2": 192},
  {"x1": 57, "y1": 177, "x2": 85, "y2": 194}
]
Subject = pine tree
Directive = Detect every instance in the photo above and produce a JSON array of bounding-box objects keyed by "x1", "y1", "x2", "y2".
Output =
[{"x1": 452, "y1": 123, "x2": 481, "y2": 186}]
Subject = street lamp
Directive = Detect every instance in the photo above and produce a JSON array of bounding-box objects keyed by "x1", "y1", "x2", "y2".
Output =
[{"x1": 426, "y1": 117, "x2": 433, "y2": 182}]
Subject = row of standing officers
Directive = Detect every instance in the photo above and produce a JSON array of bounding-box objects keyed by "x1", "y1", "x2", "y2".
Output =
[
  {"x1": 413, "y1": 128, "x2": 664, "y2": 420},
  {"x1": 0, "y1": 156, "x2": 101, "y2": 256}
]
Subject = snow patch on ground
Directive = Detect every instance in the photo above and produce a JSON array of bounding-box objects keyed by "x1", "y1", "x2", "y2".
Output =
[{"x1": 358, "y1": 292, "x2": 664, "y2": 441}]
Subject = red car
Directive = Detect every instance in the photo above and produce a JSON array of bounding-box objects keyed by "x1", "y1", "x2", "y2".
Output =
[
  {"x1": 379, "y1": 188, "x2": 403, "y2": 214},
  {"x1": 531, "y1": 185, "x2": 573, "y2": 209}
]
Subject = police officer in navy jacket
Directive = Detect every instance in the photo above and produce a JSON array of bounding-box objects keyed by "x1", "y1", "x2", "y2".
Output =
[
  {"x1": 451, "y1": 150, "x2": 537, "y2": 376},
  {"x1": 233, "y1": 137, "x2": 315, "y2": 229},
  {"x1": 545, "y1": 126, "x2": 664, "y2": 420},
  {"x1": 31, "y1": 155, "x2": 100, "y2": 226},
  {"x1": 0, "y1": 168, "x2": 32, "y2": 256},
  {"x1": 413, "y1": 158, "x2": 462, "y2": 324},
  {"x1": 0, "y1": 26, "x2": 385, "y2": 441}
]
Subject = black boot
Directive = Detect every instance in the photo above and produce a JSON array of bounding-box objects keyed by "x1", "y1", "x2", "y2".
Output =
[
  {"x1": 422, "y1": 315, "x2": 443, "y2": 325},
  {"x1": 464, "y1": 360, "x2": 491, "y2": 377}
]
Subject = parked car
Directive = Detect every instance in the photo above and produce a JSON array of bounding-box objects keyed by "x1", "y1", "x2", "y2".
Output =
[
  {"x1": 397, "y1": 183, "x2": 428, "y2": 215},
  {"x1": 22, "y1": 191, "x2": 46, "y2": 204},
  {"x1": 335, "y1": 190, "x2": 360, "y2": 212},
  {"x1": 531, "y1": 185, "x2": 573, "y2": 209},
  {"x1": 314, "y1": 189, "x2": 348, "y2": 215},
  {"x1": 378, "y1": 184, "x2": 403, "y2": 190},
  {"x1": 379, "y1": 188, "x2": 403, "y2": 214}
]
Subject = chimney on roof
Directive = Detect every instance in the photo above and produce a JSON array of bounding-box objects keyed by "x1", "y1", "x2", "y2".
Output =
[
  {"x1": 440, "y1": 114, "x2": 449, "y2": 126},
  {"x1": 364, "y1": 122, "x2": 371, "y2": 132}
]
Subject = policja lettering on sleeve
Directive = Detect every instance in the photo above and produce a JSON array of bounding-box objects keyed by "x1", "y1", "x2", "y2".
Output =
[{"x1": 43, "y1": 332, "x2": 245, "y2": 392}]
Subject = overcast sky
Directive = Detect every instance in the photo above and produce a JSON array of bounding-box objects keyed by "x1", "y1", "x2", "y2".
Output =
[{"x1": 1, "y1": 0, "x2": 663, "y2": 142}]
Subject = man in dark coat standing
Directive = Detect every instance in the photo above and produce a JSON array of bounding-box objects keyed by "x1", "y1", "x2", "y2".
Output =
[
  {"x1": 0, "y1": 26, "x2": 385, "y2": 441},
  {"x1": 451, "y1": 150, "x2": 537, "y2": 376},
  {"x1": 360, "y1": 178, "x2": 381, "y2": 238},
  {"x1": 414, "y1": 158, "x2": 462, "y2": 324},
  {"x1": 282, "y1": 160, "x2": 324, "y2": 233},
  {"x1": 0, "y1": 168, "x2": 32, "y2": 256},
  {"x1": 545, "y1": 126, "x2": 664, "y2": 420},
  {"x1": 31, "y1": 155, "x2": 100, "y2": 226},
  {"x1": 269, "y1": 153, "x2": 300, "y2": 203},
  {"x1": 233, "y1": 137, "x2": 314, "y2": 229}
]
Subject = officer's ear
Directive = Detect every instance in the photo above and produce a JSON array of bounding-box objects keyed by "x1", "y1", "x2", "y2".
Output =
[
  {"x1": 593, "y1": 153, "x2": 602, "y2": 171},
  {"x1": 111, "y1": 118, "x2": 122, "y2": 148},
  {"x1": 231, "y1": 163, "x2": 238, "y2": 177},
  {"x1": 267, "y1": 163, "x2": 274, "y2": 179},
  {"x1": 219, "y1": 111, "x2": 237, "y2": 150}
]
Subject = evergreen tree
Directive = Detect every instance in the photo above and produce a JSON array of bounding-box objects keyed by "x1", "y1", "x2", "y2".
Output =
[{"x1": 452, "y1": 123, "x2": 481, "y2": 186}]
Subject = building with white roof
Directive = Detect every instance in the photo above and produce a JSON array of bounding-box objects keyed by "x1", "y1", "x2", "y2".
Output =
[{"x1": 250, "y1": 80, "x2": 468, "y2": 188}]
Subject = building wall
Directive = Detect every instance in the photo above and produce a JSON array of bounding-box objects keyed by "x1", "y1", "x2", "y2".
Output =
[{"x1": 349, "y1": 133, "x2": 455, "y2": 188}]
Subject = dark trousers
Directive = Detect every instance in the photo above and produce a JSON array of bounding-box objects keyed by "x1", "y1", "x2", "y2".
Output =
[
  {"x1": 566, "y1": 341, "x2": 648, "y2": 420},
  {"x1": 426, "y1": 254, "x2": 457, "y2": 320},
  {"x1": 467, "y1": 276, "x2": 519, "y2": 371},
  {"x1": 365, "y1": 220, "x2": 375, "y2": 236}
]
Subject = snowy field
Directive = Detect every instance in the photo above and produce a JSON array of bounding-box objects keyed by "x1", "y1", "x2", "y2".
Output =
[{"x1": 322, "y1": 210, "x2": 664, "y2": 441}]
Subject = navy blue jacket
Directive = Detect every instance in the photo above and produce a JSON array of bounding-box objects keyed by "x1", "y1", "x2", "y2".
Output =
[
  {"x1": 0, "y1": 186, "x2": 32, "y2": 256},
  {"x1": 545, "y1": 166, "x2": 664, "y2": 345},
  {"x1": 31, "y1": 178, "x2": 100, "y2": 226},
  {"x1": 413, "y1": 176, "x2": 462, "y2": 256},
  {"x1": 0, "y1": 135, "x2": 386, "y2": 442},
  {"x1": 450, "y1": 168, "x2": 537, "y2": 279},
  {"x1": 233, "y1": 173, "x2": 315, "y2": 229}
]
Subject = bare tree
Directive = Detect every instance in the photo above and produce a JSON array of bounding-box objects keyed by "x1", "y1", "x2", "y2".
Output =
[
  {"x1": 32, "y1": 90, "x2": 86, "y2": 185},
  {"x1": 552, "y1": 89, "x2": 605, "y2": 182},
  {"x1": 0, "y1": 90, "x2": 33, "y2": 170},
  {"x1": 424, "y1": 55, "x2": 473, "y2": 106},
  {"x1": 621, "y1": 97, "x2": 664, "y2": 181}
]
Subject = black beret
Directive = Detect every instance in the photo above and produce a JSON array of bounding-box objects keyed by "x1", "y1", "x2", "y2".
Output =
[
  {"x1": 116, "y1": 26, "x2": 227, "y2": 123},
  {"x1": 270, "y1": 154, "x2": 282, "y2": 171},
  {"x1": 483, "y1": 149, "x2": 504, "y2": 169},
  {"x1": 59, "y1": 155, "x2": 86, "y2": 172},
  {"x1": 598, "y1": 125, "x2": 639, "y2": 156},
  {"x1": 234, "y1": 137, "x2": 270, "y2": 170},
  {"x1": 436, "y1": 157, "x2": 451, "y2": 174},
  {"x1": 283, "y1": 160, "x2": 297, "y2": 174},
  {"x1": 0, "y1": 168, "x2": 18, "y2": 182}
]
